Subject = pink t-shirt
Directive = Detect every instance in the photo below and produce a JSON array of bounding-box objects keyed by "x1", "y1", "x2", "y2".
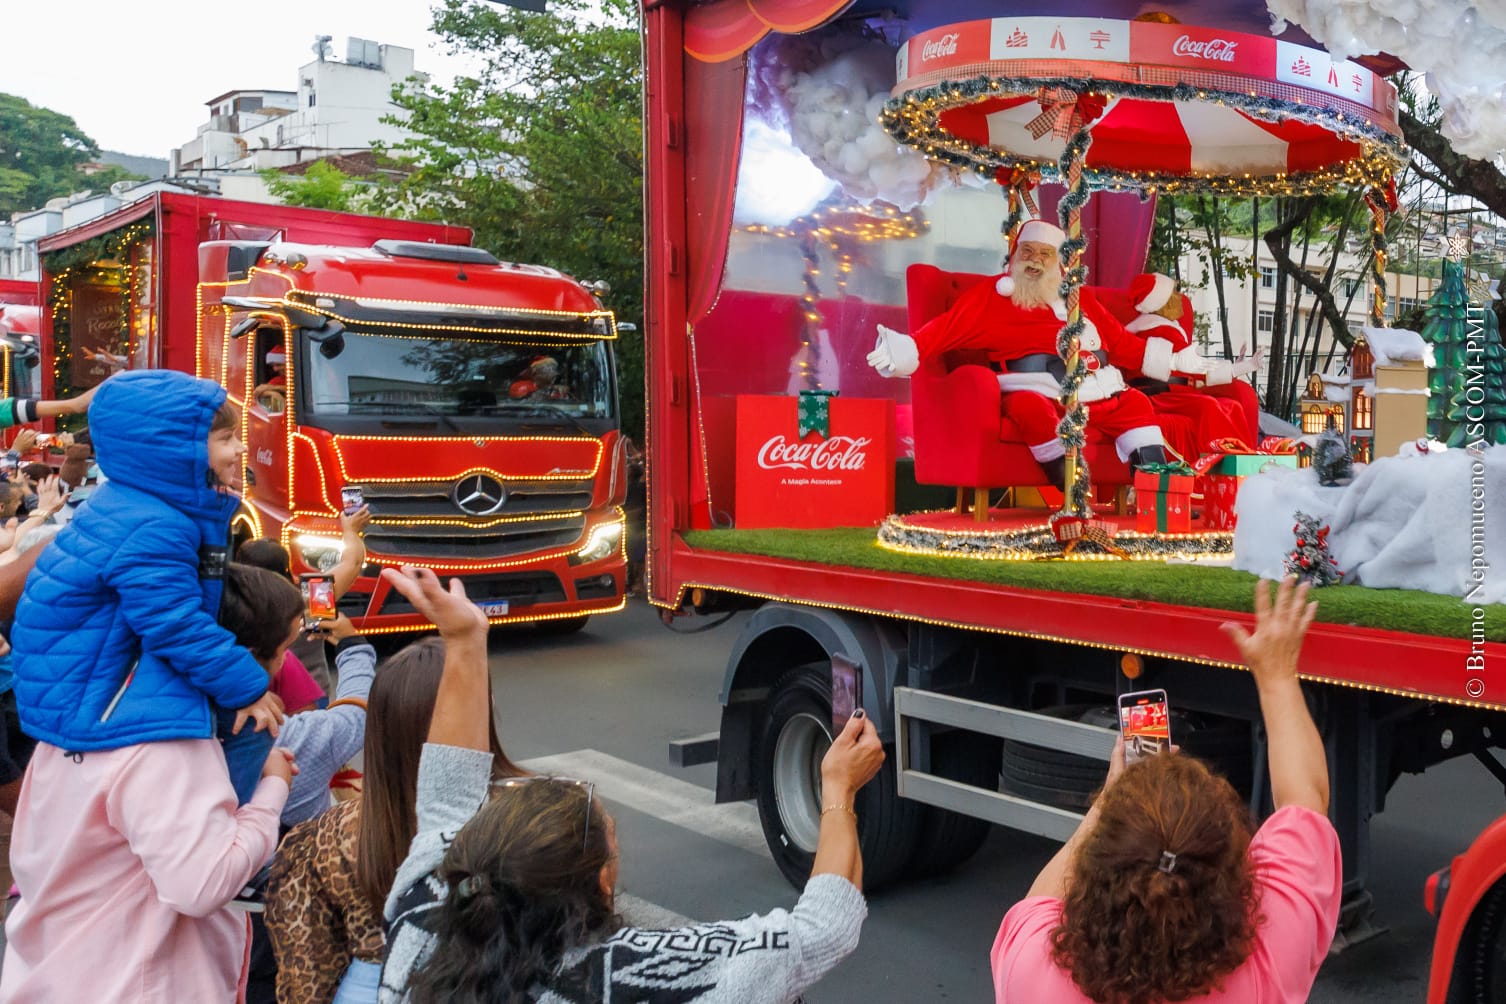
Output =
[
  {"x1": 991, "y1": 805, "x2": 1342, "y2": 1004},
  {"x1": 272, "y1": 650, "x2": 325, "y2": 713}
]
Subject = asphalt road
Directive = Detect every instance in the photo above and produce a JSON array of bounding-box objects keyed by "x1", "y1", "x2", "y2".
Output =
[{"x1": 490, "y1": 599, "x2": 1502, "y2": 1003}]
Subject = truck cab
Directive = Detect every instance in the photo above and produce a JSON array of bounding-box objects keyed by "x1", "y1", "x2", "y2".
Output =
[{"x1": 198, "y1": 238, "x2": 629, "y2": 632}]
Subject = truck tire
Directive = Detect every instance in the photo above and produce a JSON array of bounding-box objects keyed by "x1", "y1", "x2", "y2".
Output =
[
  {"x1": 1000, "y1": 705, "x2": 1253, "y2": 811},
  {"x1": 1447, "y1": 883, "x2": 1506, "y2": 1004},
  {"x1": 536, "y1": 615, "x2": 590, "y2": 635},
  {"x1": 754, "y1": 665, "x2": 920, "y2": 891},
  {"x1": 907, "y1": 731, "x2": 1000, "y2": 877}
]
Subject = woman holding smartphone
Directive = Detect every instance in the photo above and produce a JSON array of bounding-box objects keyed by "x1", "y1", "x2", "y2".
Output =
[{"x1": 991, "y1": 577, "x2": 1339, "y2": 1004}]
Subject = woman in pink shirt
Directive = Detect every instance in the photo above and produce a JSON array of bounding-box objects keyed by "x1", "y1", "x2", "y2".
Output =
[
  {"x1": 1, "y1": 738, "x2": 294, "y2": 1002},
  {"x1": 992, "y1": 577, "x2": 1341, "y2": 1004}
]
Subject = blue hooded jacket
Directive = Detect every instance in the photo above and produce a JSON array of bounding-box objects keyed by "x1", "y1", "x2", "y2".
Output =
[{"x1": 11, "y1": 370, "x2": 271, "y2": 751}]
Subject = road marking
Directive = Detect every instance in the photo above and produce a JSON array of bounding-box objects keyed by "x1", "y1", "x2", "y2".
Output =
[{"x1": 520, "y1": 749, "x2": 770, "y2": 861}]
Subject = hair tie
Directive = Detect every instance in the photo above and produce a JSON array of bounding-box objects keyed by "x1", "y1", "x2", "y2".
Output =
[
  {"x1": 455, "y1": 876, "x2": 483, "y2": 900},
  {"x1": 1158, "y1": 851, "x2": 1178, "y2": 874}
]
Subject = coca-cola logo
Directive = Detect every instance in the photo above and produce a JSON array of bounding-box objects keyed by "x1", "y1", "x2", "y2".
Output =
[
  {"x1": 756, "y1": 435, "x2": 871, "y2": 471},
  {"x1": 920, "y1": 33, "x2": 960, "y2": 62},
  {"x1": 1172, "y1": 34, "x2": 1238, "y2": 62}
]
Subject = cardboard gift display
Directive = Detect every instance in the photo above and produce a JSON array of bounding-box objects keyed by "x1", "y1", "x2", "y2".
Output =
[
  {"x1": 1197, "y1": 450, "x2": 1300, "y2": 530},
  {"x1": 1133, "y1": 465, "x2": 1194, "y2": 534},
  {"x1": 734, "y1": 394, "x2": 895, "y2": 529}
]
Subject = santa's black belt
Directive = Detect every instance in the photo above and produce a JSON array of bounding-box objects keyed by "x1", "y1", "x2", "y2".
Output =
[{"x1": 998, "y1": 351, "x2": 1108, "y2": 381}]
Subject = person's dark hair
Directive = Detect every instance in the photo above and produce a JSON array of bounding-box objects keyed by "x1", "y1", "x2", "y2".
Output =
[
  {"x1": 355, "y1": 638, "x2": 523, "y2": 909},
  {"x1": 408, "y1": 779, "x2": 620, "y2": 1004},
  {"x1": 237, "y1": 538, "x2": 293, "y2": 581},
  {"x1": 211, "y1": 399, "x2": 239, "y2": 434},
  {"x1": 1051, "y1": 754, "x2": 1259, "y2": 1004},
  {"x1": 220, "y1": 562, "x2": 303, "y2": 663},
  {"x1": 0, "y1": 482, "x2": 17, "y2": 517},
  {"x1": 20, "y1": 463, "x2": 49, "y2": 484}
]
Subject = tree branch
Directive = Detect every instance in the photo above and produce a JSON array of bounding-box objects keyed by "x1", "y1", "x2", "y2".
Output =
[
  {"x1": 1263, "y1": 197, "x2": 1356, "y2": 352},
  {"x1": 1400, "y1": 109, "x2": 1506, "y2": 218}
]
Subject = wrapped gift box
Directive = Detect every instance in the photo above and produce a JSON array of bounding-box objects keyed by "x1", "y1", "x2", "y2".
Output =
[
  {"x1": 1133, "y1": 468, "x2": 1194, "y2": 534},
  {"x1": 1199, "y1": 454, "x2": 1299, "y2": 530}
]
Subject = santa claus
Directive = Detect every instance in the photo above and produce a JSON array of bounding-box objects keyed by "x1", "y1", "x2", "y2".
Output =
[
  {"x1": 1122, "y1": 273, "x2": 1262, "y2": 447},
  {"x1": 866, "y1": 219, "x2": 1169, "y2": 486}
]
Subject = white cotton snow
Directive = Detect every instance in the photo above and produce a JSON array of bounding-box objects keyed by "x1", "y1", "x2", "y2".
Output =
[
  {"x1": 1267, "y1": 0, "x2": 1506, "y2": 158},
  {"x1": 1361, "y1": 326, "x2": 1435, "y2": 367}
]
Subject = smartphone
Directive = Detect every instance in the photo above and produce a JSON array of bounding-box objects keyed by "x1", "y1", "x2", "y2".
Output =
[
  {"x1": 300, "y1": 574, "x2": 337, "y2": 631},
  {"x1": 1118, "y1": 688, "x2": 1172, "y2": 765},
  {"x1": 340, "y1": 486, "x2": 364, "y2": 516},
  {"x1": 34, "y1": 434, "x2": 52, "y2": 448},
  {"x1": 831, "y1": 653, "x2": 862, "y2": 733}
]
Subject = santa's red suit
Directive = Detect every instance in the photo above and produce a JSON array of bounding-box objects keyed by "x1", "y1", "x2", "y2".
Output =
[
  {"x1": 910, "y1": 273, "x2": 1164, "y2": 465},
  {"x1": 1120, "y1": 283, "x2": 1260, "y2": 449}
]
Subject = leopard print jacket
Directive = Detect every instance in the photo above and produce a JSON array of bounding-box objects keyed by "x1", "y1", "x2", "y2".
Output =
[{"x1": 266, "y1": 798, "x2": 385, "y2": 1004}]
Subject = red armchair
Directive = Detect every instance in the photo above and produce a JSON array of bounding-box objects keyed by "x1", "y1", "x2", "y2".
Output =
[{"x1": 906, "y1": 264, "x2": 1140, "y2": 519}]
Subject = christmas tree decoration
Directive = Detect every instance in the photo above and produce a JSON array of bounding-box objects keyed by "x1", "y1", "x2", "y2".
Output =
[
  {"x1": 1313, "y1": 416, "x2": 1354, "y2": 486},
  {"x1": 1420, "y1": 259, "x2": 1473, "y2": 441},
  {"x1": 1444, "y1": 293, "x2": 1506, "y2": 448},
  {"x1": 1284, "y1": 511, "x2": 1342, "y2": 587},
  {"x1": 796, "y1": 389, "x2": 838, "y2": 439}
]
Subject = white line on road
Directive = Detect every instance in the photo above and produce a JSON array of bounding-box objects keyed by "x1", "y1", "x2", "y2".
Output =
[
  {"x1": 520, "y1": 749, "x2": 770, "y2": 861},
  {"x1": 616, "y1": 893, "x2": 696, "y2": 929}
]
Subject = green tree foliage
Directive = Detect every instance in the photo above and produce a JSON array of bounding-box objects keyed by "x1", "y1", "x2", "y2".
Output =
[
  {"x1": 0, "y1": 93, "x2": 104, "y2": 215},
  {"x1": 371, "y1": 0, "x2": 644, "y2": 437},
  {"x1": 262, "y1": 161, "x2": 363, "y2": 212},
  {"x1": 1444, "y1": 278, "x2": 1506, "y2": 447},
  {"x1": 1420, "y1": 259, "x2": 1472, "y2": 439}
]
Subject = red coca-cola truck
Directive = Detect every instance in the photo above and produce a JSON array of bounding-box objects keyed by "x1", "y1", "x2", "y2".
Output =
[
  {"x1": 0, "y1": 279, "x2": 44, "y2": 427},
  {"x1": 32, "y1": 191, "x2": 629, "y2": 633},
  {"x1": 641, "y1": 0, "x2": 1506, "y2": 993}
]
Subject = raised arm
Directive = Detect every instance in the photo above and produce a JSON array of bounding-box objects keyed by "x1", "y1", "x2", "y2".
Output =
[
  {"x1": 810, "y1": 710, "x2": 885, "y2": 890},
  {"x1": 330, "y1": 506, "x2": 370, "y2": 599},
  {"x1": 379, "y1": 566, "x2": 490, "y2": 751},
  {"x1": 1222, "y1": 578, "x2": 1328, "y2": 814}
]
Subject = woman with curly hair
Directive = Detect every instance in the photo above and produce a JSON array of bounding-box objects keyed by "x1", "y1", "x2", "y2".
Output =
[{"x1": 992, "y1": 577, "x2": 1341, "y2": 1004}]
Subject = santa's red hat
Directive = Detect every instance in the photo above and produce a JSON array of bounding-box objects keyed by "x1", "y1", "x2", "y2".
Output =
[
  {"x1": 1015, "y1": 219, "x2": 1067, "y2": 248},
  {"x1": 265, "y1": 348, "x2": 286, "y2": 366},
  {"x1": 1130, "y1": 273, "x2": 1177, "y2": 313}
]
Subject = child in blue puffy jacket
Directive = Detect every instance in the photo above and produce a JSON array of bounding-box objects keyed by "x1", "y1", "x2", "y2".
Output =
[{"x1": 10, "y1": 370, "x2": 283, "y2": 798}]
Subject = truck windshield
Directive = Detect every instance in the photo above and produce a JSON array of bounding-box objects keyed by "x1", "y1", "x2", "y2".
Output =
[{"x1": 301, "y1": 330, "x2": 615, "y2": 426}]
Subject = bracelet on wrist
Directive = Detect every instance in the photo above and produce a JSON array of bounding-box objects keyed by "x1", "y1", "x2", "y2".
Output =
[{"x1": 821, "y1": 803, "x2": 858, "y2": 820}]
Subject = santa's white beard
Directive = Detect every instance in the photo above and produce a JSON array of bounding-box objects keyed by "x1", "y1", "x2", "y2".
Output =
[{"x1": 1010, "y1": 270, "x2": 1060, "y2": 310}]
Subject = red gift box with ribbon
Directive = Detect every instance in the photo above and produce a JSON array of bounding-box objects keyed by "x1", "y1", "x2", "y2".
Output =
[
  {"x1": 1133, "y1": 465, "x2": 1195, "y2": 534},
  {"x1": 1192, "y1": 438, "x2": 1300, "y2": 530}
]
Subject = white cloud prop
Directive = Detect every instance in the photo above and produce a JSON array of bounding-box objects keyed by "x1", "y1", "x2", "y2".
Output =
[
  {"x1": 1267, "y1": 0, "x2": 1506, "y2": 158},
  {"x1": 770, "y1": 41, "x2": 939, "y2": 209}
]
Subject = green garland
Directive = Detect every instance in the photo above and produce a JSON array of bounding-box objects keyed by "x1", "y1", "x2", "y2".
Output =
[
  {"x1": 876, "y1": 513, "x2": 1234, "y2": 561},
  {"x1": 880, "y1": 74, "x2": 1406, "y2": 196},
  {"x1": 45, "y1": 219, "x2": 153, "y2": 413}
]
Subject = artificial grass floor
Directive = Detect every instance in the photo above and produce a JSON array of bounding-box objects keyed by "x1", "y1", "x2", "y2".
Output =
[{"x1": 683, "y1": 527, "x2": 1506, "y2": 643}]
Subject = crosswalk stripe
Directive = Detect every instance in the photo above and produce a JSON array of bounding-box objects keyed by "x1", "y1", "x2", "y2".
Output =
[
  {"x1": 616, "y1": 893, "x2": 696, "y2": 929},
  {"x1": 519, "y1": 749, "x2": 770, "y2": 861}
]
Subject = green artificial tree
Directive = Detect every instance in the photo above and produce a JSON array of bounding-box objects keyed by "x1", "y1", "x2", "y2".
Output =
[
  {"x1": 1419, "y1": 259, "x2": 1475, "y2": 441},
  {"x1": 1284, "y1": 511, "x2": 1342, "y2": 587},
  {"x1": 1445, "y1": 289, "x2": 1506, "y2": 448}
]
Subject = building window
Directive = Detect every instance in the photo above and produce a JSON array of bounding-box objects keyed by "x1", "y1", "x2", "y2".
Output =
[
  {"x1": 1257, "y1": 309, "x2": 1275, "y2": 333},
  {"x1": 1352, "y1": 388, "x2": 1373, "y2": 430},
  {"x1": 1260, "y1": 266, "x2": 1276, "y2": 289},
  {"x1": 1342, "y1": 277, "x2": 1360, "y2": 297},
  {"x1": 1397, "y1": 295, "x2": 1421, "y2": 315},
  {"x1": 308, "y1": 90, "x2": 317, "y2": 108}
]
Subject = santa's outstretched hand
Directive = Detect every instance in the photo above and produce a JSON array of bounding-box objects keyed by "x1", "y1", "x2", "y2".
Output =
[
  {"x1": 868, "y1": 324, "x2": 920, "y2": 378},
  {"x1": 1234, "y1": 346, "x2": 1266, "y2": 379}
]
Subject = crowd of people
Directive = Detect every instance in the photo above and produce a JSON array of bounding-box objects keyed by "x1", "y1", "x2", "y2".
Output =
[{"x1": 0, "y1": 368, "x2": 1340, "y2": 1004}]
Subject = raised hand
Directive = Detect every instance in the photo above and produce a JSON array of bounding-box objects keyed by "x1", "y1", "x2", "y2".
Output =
[{"x1": 379, "y1": 565, "x2": 487, "y2": 642}]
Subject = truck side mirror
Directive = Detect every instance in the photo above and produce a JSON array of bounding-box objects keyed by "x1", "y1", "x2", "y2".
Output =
[
  {"x1": 308, "y1": 319, "x2": 346, "y2": 360},
  {"x1": 616, "y1": 322, "x2": 638, "y2": 333},
  {"x1": 230, "y1": 317, "x2": 259, "y2": 339}
]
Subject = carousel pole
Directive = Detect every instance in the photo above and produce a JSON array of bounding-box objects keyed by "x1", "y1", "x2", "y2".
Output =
[
  {"x1": 1364, "y1": 176, "x2": 1397, "y2": 329},
  {"x1": 1055, "y1": 127, "x2": 1094, "y2": 521}
]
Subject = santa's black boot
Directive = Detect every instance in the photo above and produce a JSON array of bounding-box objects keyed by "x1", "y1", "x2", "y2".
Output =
[
  {"x1": 1130, "y1": 445, "x2": 1169, "y2": 469},
  {"x1": 1040, "y1": 456, "x2": 1068, "y2": 486}
]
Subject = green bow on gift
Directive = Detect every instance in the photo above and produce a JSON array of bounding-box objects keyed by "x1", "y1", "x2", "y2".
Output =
[{"x1": 797, "y1": 389, "x2": 839, "y2": 438}]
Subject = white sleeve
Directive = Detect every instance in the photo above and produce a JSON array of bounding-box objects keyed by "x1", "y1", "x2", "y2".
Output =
[{"x1": 1140, "y1": 337, "x2": 1175, "y2": 381}]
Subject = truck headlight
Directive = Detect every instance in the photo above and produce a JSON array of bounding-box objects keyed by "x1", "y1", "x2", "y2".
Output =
[
  {"x1": 293, "y1": 534, "x2": 345, "y2": 573},
  {"x1": 571, "y1": 522, "x2": 623, "y2": 564}
]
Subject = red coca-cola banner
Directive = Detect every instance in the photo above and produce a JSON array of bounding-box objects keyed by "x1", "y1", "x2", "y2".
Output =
[{"x1": 734, "y1": 395, "x2": 895, "y2": 529}]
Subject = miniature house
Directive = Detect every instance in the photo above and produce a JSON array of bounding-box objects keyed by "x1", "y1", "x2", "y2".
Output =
[{"x1": 1299, "y1": 332, "x2": 1432, "y2": 466}]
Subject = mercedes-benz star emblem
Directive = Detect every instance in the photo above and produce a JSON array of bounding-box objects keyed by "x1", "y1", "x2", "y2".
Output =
[{"x1": 453, "y1": 473, "x2": 508, "y2": 516}]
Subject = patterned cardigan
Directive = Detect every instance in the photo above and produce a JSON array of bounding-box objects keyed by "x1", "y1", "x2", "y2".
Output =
[{"x1": 379, "y1": 743, "x2": 869, "y2": 1003}]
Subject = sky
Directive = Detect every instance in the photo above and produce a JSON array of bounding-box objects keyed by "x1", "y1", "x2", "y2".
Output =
[{"x1": 0, "y1": 0, "x2": 479, "y2": 159}]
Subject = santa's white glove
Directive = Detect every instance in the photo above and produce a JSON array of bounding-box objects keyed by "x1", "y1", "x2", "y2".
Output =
[
  {"x1": 1077, "y1": 368, "x2": 1126, "y2": 403},
  {"x1": 1233, "y1": 347, "x2": 1266, "y2": 379},
  {"x1": 867, "y1": 324, "x2": 920, "y2": 378},
  {"x1": 1169, "y1": 346, "x2": 1212, "y2": 376}
]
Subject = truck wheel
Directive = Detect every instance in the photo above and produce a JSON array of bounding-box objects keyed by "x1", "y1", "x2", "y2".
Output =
[
  {"x1": 754, "y1": 665, "x2": 920, "y2": 891},
  {"x1": 536, "y1": 615, "x2": 590, "y2": 635},
  {"x1": 907, "y1": 731, "x2": 1000, "y2": 877},
  {"x1": 1448, "y1": 883, "x2": 1506, "y2": 1004}
]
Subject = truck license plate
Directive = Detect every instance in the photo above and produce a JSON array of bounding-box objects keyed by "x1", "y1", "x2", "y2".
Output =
[{"x1": 479, "y1": 601, "x2": 510, "y2": 617}]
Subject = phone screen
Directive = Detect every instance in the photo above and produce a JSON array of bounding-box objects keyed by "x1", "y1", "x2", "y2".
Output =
[
  {"x1": 830, "y1": 653, "x2": 862, "y2": 733},
  {"x1": 300, "y1": 575, "x2": 337, "y2": 630},
  {"x1": 340, "y1": 486, "x2": 364, "y2": 516},
  {"x1": 1118, "y1": 689, "x2": 1171, "y2": 765}
]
